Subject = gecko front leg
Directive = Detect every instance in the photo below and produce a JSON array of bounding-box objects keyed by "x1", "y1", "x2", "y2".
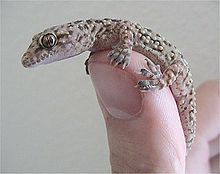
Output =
[
  {"x1": 107, "y1": 25, "x2": 134, "y2": 69},
  {"x1": 84, "y1": 51, "x2": 96, "y2": 75}
]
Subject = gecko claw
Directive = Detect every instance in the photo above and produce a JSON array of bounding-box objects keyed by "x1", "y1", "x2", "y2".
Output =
[{"x1": 122, "y1": 62, "x2": 127, "y2": 69}]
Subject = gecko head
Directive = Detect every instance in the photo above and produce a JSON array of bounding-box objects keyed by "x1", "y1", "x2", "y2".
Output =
[{"x1": 21, "y1": 24, "x2": 86, "y2": 68}]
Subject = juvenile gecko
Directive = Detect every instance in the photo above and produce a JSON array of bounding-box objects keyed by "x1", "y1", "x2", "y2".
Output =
[{"x1": 21, "y1": 18, "x2": 196, "y2": 154}]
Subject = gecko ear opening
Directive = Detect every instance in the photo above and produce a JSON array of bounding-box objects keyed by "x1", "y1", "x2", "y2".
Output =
[{"x1": 39, "y1": 32, "x2": 57, "y2": 49}]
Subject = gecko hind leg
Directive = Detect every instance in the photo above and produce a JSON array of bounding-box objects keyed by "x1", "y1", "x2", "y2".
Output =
[
  {"x1": 137, "y1": 57, "x2": 164, "y2": 91},
  {"x1": 137, "y1": 57, "x2": 163, "y2": 79},
  {"x1": 137, "y1": 58, "x2": 185, "y2": 91},
  {"x1": 137, "y1": 80, "x2": 160, "y2": 91}
]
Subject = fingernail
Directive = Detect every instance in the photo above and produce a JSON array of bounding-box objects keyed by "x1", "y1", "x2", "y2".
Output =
[{"x1": 90, "y1": 63, "x2": 142, "y2": 119}]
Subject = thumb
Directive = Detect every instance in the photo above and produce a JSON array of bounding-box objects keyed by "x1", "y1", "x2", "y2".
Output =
[{"x1": 88, "y1": 50, "x2": 186, "y2": 173}]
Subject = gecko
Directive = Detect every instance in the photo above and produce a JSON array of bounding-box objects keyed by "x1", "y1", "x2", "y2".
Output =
[{"x1": 21, "y1": 18, "x2": 196, "y2": 154}]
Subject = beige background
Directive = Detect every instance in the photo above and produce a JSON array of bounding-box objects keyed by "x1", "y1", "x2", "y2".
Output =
[{"x1": 1, "y1": 1, "x2": 219, "y2": 173}]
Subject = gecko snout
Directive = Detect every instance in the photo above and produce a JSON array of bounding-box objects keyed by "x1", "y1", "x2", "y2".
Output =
[
  {"x1": 21, "y1": 56, "x2": 29, "y2": 68},
  {"x1": 21, "y1": 53, "x2": 35, "y2": 68}
]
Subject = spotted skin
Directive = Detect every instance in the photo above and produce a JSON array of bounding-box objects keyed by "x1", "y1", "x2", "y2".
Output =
[{"x1": 22, "y1": 18, "x2": 196, "y2": 154}]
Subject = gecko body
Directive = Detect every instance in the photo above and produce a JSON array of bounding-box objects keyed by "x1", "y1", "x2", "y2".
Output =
[{"x1": 22, "y1": 18, "x2": 196, "y2": 154}]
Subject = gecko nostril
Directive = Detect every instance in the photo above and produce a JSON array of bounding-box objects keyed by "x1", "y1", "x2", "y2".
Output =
[
  {"x1": 21, "y1": 56, "x2": 31, "y2": 68},
  {"x1": 22, "y1": 61, "x2": 28, "y2": 68}
]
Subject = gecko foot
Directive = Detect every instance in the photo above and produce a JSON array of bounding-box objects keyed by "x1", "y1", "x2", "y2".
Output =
[
  {"x1": 135, "y1": 56, "x2": 165, "y2": 91},
  {"x1": 137, "y1": 57, "x2": 162, "y2": 79},
  {"x1": 107, "y1": 45, "x2": 132, "y2": 69},
  {"x1": 84, "y1": 52, "x2": 95, "y2": 75},
  {"x1": 137, "y1": 77, "x2": 167, "y2": 91},
  {"x1": 84, "y1": 57, "x2": 90, "y2": 75},
  {"x1": 137, "y1": 80, "x2": 160, "y2": 91}
]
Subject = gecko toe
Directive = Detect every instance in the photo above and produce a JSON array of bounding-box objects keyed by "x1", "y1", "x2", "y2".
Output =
[
  {"x1": 107, "y1": 48, "x2": 131, "y2": 68},
  {"x1": 137, "y1": 80, "x2": 159, "y2": 91}
]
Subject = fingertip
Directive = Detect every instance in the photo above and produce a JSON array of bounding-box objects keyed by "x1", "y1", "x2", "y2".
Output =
[
  {"x1": 89, "y1": 51, "x2": 144, "y2": 120},
  {"x1": 88, "y1": 50, "x2": 186, "y2": 172}
]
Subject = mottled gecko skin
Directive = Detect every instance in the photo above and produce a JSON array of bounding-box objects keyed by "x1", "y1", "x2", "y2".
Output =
[{"x1": 22, "y1": 18, "x2": 196, "y2": 154}]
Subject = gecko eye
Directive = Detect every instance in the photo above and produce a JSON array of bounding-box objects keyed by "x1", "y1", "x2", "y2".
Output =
[{"x1": 39, "y1": 32, "x2": 57, "y2": 49}]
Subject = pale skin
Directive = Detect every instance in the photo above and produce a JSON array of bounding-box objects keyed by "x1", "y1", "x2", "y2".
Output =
[{"x1": 89, "y1": 51, "x2": 219, "y2": 173}]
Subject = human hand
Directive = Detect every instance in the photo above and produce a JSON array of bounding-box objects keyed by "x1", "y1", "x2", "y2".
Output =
[
  {"x1": 88, "y1": 51, "x2": 219, "y2": 173},
  {"x1": 186, "y1": 80, "x2": 219, "y2": 172}
]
